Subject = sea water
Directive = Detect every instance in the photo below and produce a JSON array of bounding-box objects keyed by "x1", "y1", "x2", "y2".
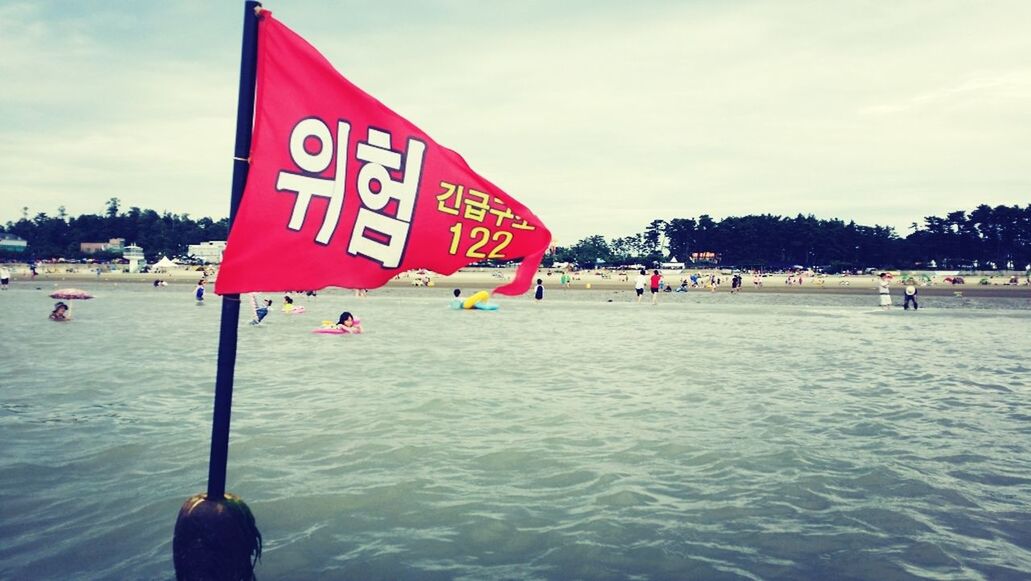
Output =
[{"x1": 1, "y1": 285, "x2": 1029, "y2": 580}]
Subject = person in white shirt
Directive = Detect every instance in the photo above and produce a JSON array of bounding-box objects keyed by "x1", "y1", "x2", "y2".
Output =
[
  {"x1": 0, "y1": 266, "x2": 10, "y2": 290},
  {"x1": 878, "y1": 273, "x2": 891, "y2": 309},
  {"x1": 634, "y1": 268, "x2": 647, "y2": 304}
]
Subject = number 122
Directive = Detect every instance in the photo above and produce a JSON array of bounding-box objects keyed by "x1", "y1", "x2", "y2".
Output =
[{"x1": 448, "y1": 223, "x2": 513, "y2": 259}]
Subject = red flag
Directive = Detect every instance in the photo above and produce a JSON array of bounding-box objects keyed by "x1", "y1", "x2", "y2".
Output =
[{"x1": 215, "y1": 12, "x2": 551, "y2": 296}]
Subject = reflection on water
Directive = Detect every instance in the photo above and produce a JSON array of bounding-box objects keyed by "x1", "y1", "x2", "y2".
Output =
[{"x1": 1, "y1": 285, "x2": 1029, "y2": 579}]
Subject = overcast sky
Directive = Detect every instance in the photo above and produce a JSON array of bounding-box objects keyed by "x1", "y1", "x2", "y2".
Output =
[{"x1": 2, "y1": 1, "x2": 1029, "y2": 243}]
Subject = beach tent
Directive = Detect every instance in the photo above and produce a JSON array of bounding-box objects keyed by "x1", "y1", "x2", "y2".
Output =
[
  {"x1": 155, "y1": 256, "x2": 176, "y2": 269},
  {"x1": 661, "y1": 258, "x2": 686, "y2": 269}
]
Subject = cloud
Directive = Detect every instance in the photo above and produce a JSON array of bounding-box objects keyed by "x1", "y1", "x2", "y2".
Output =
[{"x1": 2, "y1": 0, "x2": 1030, "y2": 240}]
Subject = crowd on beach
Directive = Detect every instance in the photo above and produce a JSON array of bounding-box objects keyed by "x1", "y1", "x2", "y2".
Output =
[{"x1": 5, "y1": 260, "x2": 1026, "y2": 325}]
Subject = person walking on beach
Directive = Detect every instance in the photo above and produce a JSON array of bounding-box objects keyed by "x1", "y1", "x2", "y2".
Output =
[
  {"x1": 534, "y1": 278, "x2": 544, "y2": 302},
  {"x1": 650, "y1": 269, "x2": 662, "y2": 304},
  {"x1": 878, "y1": 273, "x2": 891, "y2": 310},
  {"x1": 0, "y1": 266, "x2": 10, "y2": 290},
  {"x1": 904, "y1": 280, "x2": 919, "y2": 311},
  {"x1": 635, "y1": 268, "x2": 647, "y2": 303}
]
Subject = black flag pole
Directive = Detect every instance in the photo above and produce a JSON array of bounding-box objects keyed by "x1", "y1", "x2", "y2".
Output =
[
  {"x1": 207, "y1": 0, "x2": 262, "y2": 503},
  {"x1": 174, "y1": 2, "x2": 263, "y2": 579}
]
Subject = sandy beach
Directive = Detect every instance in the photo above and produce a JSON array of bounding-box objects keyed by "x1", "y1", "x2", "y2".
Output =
[{"x1": 9, "y1": 263, "x2": 1030, "y2": 299}]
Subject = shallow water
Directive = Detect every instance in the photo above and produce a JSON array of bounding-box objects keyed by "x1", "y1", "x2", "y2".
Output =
[{"x1": 1, "y1": 284, "x2": 1029, "y2": 580}]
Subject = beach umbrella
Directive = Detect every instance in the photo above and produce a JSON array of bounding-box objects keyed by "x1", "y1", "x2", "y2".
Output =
[{"x1": 49, "y1": 288, "x2": 94, "y2": 300}]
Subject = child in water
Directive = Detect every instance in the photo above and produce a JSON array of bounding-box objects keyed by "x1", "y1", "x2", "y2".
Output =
[
  {"x1": 336, "y1": 311, "x2": 362, "y2": 334},
  {"x1": 282, "y1": 295, "x2": 295, "y2": 312},
  {"x1": 534, "y1": 279, "x2": 544, "y2": 302},
  {"x1": 194, "y1": 280, "x2": 205, "y2": 302},
  {"x1": 451, "y1": 289, "x2": 463, "y2": 309},
  {"x1": 49, "y1": 302, "x2": 71, "y2": 321},
  {"x1": 250, "y1": 295, "x2": 273, "y2": 324}
]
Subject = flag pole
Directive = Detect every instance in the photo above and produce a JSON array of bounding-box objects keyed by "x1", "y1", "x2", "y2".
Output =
[
  {"x1": 207, "y1": 0, "x2": 262, "y2": 503},
  {"x1": 173, "y1": 2, "x2": 263, "y2": 578}
]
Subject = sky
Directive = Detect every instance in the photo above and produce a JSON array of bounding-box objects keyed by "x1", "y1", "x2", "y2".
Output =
[{"x1": 1, "y1": 0, "x2": 1029, "y2": 243}]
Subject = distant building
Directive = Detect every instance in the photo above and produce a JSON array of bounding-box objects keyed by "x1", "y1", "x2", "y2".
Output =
[
  {"x1": 0, "y1": 233, "x2": 28, "y2": 253},
  {"x1": 80, "y1": 238, "x2": 125, "y2": 254},
  {"x1": 123, "y1": 244, "x2": 144, "y2": 261},
  {"x1": 690, "y1": 251, "x2": 721, "y2": 264},
  {"x1": 188, "y1": 241, "x2": 227, "y2": 264},
  {"x1": 124, "y1": 244, "x2": 145, "y2": 273}
]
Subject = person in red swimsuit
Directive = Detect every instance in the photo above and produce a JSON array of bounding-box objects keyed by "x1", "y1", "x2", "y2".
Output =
[{"x1": 649, "y1": 270, "x2": 662, "y2": 305}]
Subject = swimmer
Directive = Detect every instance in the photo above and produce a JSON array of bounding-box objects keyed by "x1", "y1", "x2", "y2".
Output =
[
  {"x1": 451, "y1": 289, "x2": 464, "y2": 309},
  {"x1": 49, "y1": 301, "x2": 71, "y2": 321},
  {"x1": 257, "y1": 299, "x2": 272, "y2": 321},
  {"x1": 336, "y1": 311, "x2": 362, "y2": 334},
  {"x1": 534, "y1": 279, "x2": 544, "y2": 302},
  {"x1": 194, "y1": 280, "x2": 205, "y2": 301},
  {"x1": 250, "y1": 294, "x2": 273, "y2": 324},
  {"x1": 282, "y1": 295, "x2": 295, "y2": 312}
]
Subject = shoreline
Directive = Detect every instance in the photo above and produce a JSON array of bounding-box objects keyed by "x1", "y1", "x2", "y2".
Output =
[{"x1": 9, "y1": 271, "x2": 1030, "y2": 299}]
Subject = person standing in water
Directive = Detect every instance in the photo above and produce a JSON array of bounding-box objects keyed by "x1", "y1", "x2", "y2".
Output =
[
  {"x1": 250, "y1": 294, "x2": 273, "y2": 324},
  {"x1": 0, "y1": 265, "x2": 10, "y2": 290},
  {"x1": 903, "y1": 279, "x2": 919, "y2": 311},
  {"x1": 634, "y1": 268, "x2": 647, "y2": 304},
  {"x1": 534, "y1": 278, "x2": 544, "y2": 302},
  {"x1": 194, "y1": 280, "x2": 205, "y2": 302},
  {"x1": 650, "y1": 269, "x2": 662, "y2": 305},
  {"x1": 49, "y1": 301, "x2": 71, "y2": 321},
  {"x1": 878, "y1": 273, "x2": 891, "y2": 310}
]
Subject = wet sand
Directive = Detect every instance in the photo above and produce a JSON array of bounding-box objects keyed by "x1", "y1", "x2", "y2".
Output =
[{"x1": 11, "y1": 267, "x2": 1030, "y2": 299}]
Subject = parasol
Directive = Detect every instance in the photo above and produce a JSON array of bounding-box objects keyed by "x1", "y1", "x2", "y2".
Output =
[{"x1": 49, "y1": 288, "x2": 94, "y2": 300}]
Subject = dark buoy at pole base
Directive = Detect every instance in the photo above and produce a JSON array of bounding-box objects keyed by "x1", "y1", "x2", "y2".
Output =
[
  {"x1": 173, "y1": 494, "x2": 262, "y2": 581},
  {"x1": 174, "y1": 1, "x2": 263, "y2": 579}
]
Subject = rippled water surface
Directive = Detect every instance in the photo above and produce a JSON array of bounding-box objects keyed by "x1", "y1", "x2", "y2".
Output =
[{"x1": 2, "y1": 284, "x2": 1029, "y2": 580}]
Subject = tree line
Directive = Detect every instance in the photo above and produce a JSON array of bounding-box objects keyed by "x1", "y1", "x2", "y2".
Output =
[
  {"x1": 1, "y1": 198, "x2": 229, "y2": 261},
  {"x1": 4, "y1": 200, "x2": 1029, "y2": 271},
  {"x1": 550, "y1": 204, "x2": 1031, "y2": 272}
]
